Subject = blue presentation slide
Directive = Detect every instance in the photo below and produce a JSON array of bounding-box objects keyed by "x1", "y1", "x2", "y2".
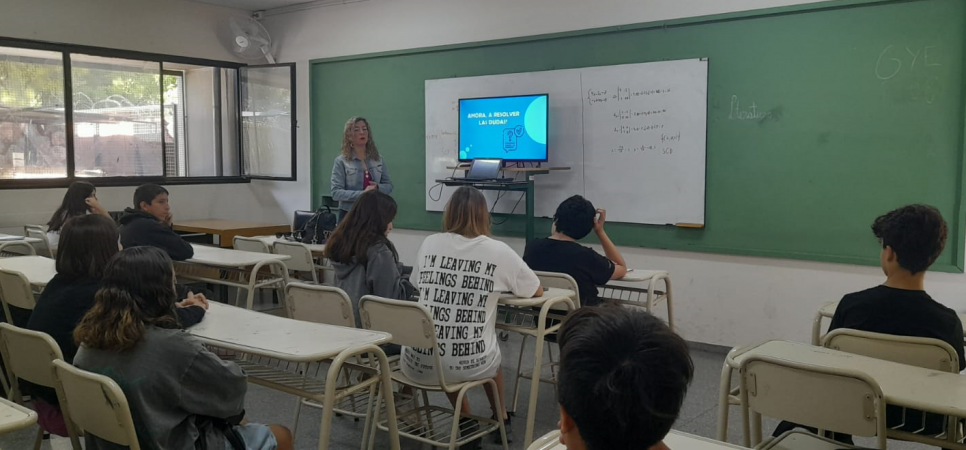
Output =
[{"x1": 459, "y1": 94, "x2": 547, "y2": 161}]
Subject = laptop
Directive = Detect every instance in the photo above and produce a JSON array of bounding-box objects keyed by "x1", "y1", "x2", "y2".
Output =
[{"x1": 450, "y1": 158, "x2": 514, "y2": 183}]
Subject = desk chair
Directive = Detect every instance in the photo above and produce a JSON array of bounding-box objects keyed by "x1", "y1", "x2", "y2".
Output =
[
  {"x1": 285, "y1": 283, "x2": 398, "y2": 435},
  {"x1": 823, "y1": 328, "x2": 959, "y2": 442},
  {"x1": 0, "y1": 324, "x2": 81, "y2": 449},
  {"x1": 0, "y1": 268, "x2": 36, "y2": 325},
  {"x1": 274, "y1": 240, "x2": 326, "y2": 284},
  {"x1": 739, "y1": 354, "x2": 887, "y2": 449},
  {"x1": 359, "y1": 296, "x2": 509, "y2": 450},
  {"x1": 598, "y1": 270, "x2": 674, "y2": 330},
  {"x1": 23, "y1": 225, "x2": 52, "y2": 258},
  {"x1": 508, "y1": 271, "x2": 579, "y2": 414},
  {"x1": 527, "y1": 430, "x2": 561, "y2": 450},
  {"x1": 0, "y1": 241, "x2": 36, "y2": 257},
  {"x1": 52, "y1": 360, "x2": 140, "y2": 450}
]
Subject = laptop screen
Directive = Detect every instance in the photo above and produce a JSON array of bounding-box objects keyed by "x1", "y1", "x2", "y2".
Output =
[{"x1": 467, "y1": 158, "x2": 503, "y2": 179}]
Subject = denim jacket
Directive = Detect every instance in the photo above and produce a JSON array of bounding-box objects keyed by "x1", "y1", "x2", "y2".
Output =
[{"x1": 330, "y1": 154, "x2": 394, "y2": 212}]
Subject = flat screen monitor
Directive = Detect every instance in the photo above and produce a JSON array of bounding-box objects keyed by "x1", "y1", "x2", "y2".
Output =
[{"x1": 458, "y1": 93, "x2": 548, "y2": 162}]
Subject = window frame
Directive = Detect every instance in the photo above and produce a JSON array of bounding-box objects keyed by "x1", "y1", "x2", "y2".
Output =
[
  {"x1": 239, "y1": 62, "x2": 298, "y2": 181},
  {"x1": 0, "y1": 36, "x2": 250, "y2": 190}
]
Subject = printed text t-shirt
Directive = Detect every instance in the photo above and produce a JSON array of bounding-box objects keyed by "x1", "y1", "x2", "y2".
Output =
[{"x1": 402, "y1": 233, "x2": 541, "y2": 385}]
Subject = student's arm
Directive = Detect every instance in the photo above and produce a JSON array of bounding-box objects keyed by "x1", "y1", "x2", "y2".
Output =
[
  {"x1": 331, "y1": 157, "x2": 363, "y2": 202},
  {"x1": 366, "y1": 243, "x2": 410, "y2": 300},
  {"x1": 175, "y1": 305, "x2": 206, "y2": 328},
  {"x1": 594, "y1": 209, "x2": 628, "y2": 280},
  {"x1": 376, "y1": 160, "x2": 394, "y2": 195},
  {"x1": 84, "y1": 197, "x2": 112, "y2": 220},
  {"x1": 178, "y1": 340, "x2": 247, "y2": 419},
  {"x1": 146, "y1": 221, "x2": 194, "y2": 261}
]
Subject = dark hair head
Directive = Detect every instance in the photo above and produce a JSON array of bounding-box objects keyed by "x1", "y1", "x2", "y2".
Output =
[
  {"x1": 73, "y1": 246, "x2": 180, "y2": 352},
  {"x1": 443, "y1": 186, "x2": 490, "y2": 238},
  {"x1": 133, "y1": 184, "x2": 168, "y2": 210},
  {"x1": 557, "y1": 305, "x2": 694, "y2": 450},
  {"x1": 47, "y1": 181, "x2": 97, "y2": 232},
  {"x1": 325, "y1": 191, "x2": 399, "y2": 265},
  {"x1": 56, "y1": 214, "x2": 119, "y2": 280},
  {"x1": 553, "y1": 195, "x2": 596, "y2": 240},
  {"x1": 872, "y1": 204, "x2": 947, "y2": 274}
]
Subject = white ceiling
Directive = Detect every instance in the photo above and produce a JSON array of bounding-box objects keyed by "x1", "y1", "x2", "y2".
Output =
[{"x1": 188, "y1": 0, "x2": 309, "y2": 12}]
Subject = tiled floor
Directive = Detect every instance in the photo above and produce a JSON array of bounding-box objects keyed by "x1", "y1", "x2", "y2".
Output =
[{"x1": 0, "y1": 311, "x2": 937, "y2": 449}]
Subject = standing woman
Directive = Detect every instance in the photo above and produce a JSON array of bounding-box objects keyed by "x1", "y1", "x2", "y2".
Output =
[
  {"x1": 46, "y1": 181, "x2": 111, "y2": 252},
  {"x1": 330, "y1": 117, "x2": 393, "y2": 221}
]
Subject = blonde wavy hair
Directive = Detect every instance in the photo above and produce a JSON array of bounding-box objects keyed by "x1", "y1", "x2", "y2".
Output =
[{"x1": 341, "y1": 116, "x2": 381, "y2": 161}]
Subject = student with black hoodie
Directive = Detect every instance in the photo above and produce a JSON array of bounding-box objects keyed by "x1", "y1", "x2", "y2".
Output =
[{"x1": 119, "y1": 184, "x2": 194, "y2": 261}]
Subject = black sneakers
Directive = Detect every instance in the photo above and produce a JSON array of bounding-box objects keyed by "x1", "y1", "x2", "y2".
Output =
[{"x1": 491, "y1": 415, "x2": 513, "y2": 444}]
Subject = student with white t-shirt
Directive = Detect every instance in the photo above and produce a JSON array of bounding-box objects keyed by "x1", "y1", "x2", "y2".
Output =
[{"x1": 403, "y1": 186, "x2": 543, "y2": 445}]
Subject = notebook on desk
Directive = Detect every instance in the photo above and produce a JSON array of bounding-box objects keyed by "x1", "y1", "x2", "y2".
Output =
[{"x1": 444, "y1": 158, "x2": 515, "y2": 183}]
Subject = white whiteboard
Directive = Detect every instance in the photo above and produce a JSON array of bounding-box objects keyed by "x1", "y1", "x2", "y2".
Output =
[{"x1": 425, "y1": 58, "x2": 707, "y2": 225}]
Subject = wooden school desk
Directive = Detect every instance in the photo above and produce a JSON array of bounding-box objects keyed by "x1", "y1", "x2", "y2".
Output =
[
  {"x1": 496, "y1": 287, "x2": 576, "y2": 447},
  {"x1": 813, "y1": 301, "x2": 966, "y2": 345},
  {"x1": 174, "y1": 244, "x2": 291, "y2": 309},
  {"x1": 528, "y1": 429, "x2": 746, "y2": 450},
  {"x1": 188, "y1": 302, "x2": 400, "y2": 450},
  {"x1": 723, "y1": 340, "x2": 966, "y2": 449},
  {"x1": 0, "y1": 256, "x2": 55, "y2": 288},
  {"x1": 173, "y1": 220, "x2": 291, "y2": 248},
  {"x1": 599, "y1": 269, "x2": 674, "y2": 330}
]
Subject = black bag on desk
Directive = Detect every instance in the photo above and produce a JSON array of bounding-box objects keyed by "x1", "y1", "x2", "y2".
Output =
[{"x1": 297, "y1": 205, "x2": 337, "y2": 244}]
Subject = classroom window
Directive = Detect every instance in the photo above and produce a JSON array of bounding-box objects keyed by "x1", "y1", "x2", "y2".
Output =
[
  {"x1": 240, "y1": 63, "x2": 296, "y2": 180},
  {"x1": 0, "y1": 46, "x2": 68, "y2": 180},
  {"x1": 0, "y1": 36, "x2": 286, "y2": 189}
]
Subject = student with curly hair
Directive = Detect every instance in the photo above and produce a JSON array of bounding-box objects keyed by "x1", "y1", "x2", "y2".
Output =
[
  {"x1": 774, "y1": 204, "x2": 964, "y2": 441},
  {"x1": 330, "y1": 117, "x2": 394, "y2": 222}
]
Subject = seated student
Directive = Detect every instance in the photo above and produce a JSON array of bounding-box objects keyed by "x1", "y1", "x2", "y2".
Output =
[
  {"x1": 25, "y1": 214, "x2": 207, "y2": 437},
  {"x1": 523, "y1": 195, "x2": 627, "y2": 306},
  {"x1": 556, "y1": 305, "x2": 693, "y2": 450},
  {"x1": 45, "y1": 180, "x2": 111, "y2": 253},
  {"x1": 774, "y1": 204, "x2": 965, "y2": 441},
  {"x1": 327, "y1": 191, "x2": 413, "y2": 330},
  {"x1": 73, "y1": 247, "x2": 292, "y2": 450},
  {"x1": 119, "y1": 183, "x2": 193, "y2": 261},
  {"x1": 403, "y1": 186, "x2": 543, "y2": 444}
]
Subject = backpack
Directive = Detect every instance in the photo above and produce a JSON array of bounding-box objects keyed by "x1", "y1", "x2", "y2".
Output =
[{"x1": 297, "y1": 205, "x2": 337, "y2": 244}]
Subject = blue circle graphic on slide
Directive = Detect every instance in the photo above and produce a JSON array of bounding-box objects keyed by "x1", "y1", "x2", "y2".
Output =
[{"x1": 524, "y1": 97, "x2": 547, "y2": 145}]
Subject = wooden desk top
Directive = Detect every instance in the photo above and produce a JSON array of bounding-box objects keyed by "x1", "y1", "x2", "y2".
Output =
[
  {"x1": 0, "y1": 256, "x2": 55, "y2": 287},
  {"x1": 174, "y1": 220, "x2": 291, "y2": 233},
  {"x1": 188, "y1": 302, "x2": 391, "y2": 362}
]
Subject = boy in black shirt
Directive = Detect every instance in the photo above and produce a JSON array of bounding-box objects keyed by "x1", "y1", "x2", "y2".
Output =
[
  {"x1": 776, "y1": 204, "x2": 964, "y2": 441},
  {"x1": 523, "y1": 195, "x2": 627, "y2": 306}
]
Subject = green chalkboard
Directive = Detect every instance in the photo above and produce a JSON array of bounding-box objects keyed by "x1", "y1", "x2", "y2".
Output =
[{"x1": 310, "y1": 0, "x2": 966, "y2": 272}]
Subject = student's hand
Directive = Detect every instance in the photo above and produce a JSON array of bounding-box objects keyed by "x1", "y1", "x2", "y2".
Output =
[
  {"x1": 85, "y1": 197, "x2": 106, "y2": 213},
  {"x1": 364, "y1": 184, "x2": 378, "y2": 192},
  {"x1": 163, "y1": 213, "x2": 174, "y2": 226},
  {"x1": 177, "y1": 291, "x2": 209, "y2": 310},
  {"x1": 593, "y1": 208, "x2": 607, "y2": 233}
]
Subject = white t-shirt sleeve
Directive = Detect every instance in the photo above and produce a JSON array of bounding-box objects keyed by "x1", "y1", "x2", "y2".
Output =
[{"x1": 499, "y1": 242, "x2": 541, "y2": 298}]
